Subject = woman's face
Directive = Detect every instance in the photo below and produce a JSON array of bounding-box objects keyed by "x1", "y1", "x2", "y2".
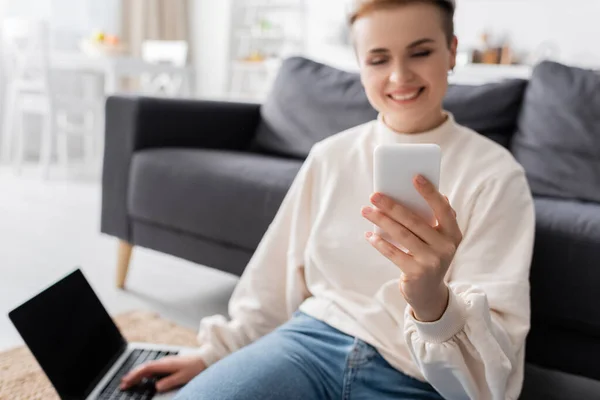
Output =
[{"x1": 353, "y1": 3, "x2": 458, "y2": 133}]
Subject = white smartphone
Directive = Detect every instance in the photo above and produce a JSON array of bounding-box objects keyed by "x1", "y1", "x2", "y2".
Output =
[{"x1": 373, "y1": 144, "x2": 441, "y2": 247}]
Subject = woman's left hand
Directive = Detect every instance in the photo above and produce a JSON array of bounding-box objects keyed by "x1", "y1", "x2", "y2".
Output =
[{"x1": 361, "y1": 175, "x2": 463, "y2": 322}]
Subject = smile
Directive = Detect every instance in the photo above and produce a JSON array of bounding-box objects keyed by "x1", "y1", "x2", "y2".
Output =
[{"x1": 387, "y1": 87, "x2": 425, "y2": 103}]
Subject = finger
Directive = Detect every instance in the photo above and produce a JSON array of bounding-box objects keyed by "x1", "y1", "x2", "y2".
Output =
[
  {"x1": 362, "y1": 206, "x2": 430, "y2": 258},
  {"x1": 121, "y1": 359, "x2": 176, "y2": 389},
  {"x1": 365, "y1": 232, "x2": 418, "y2": 273},
  {"x1": 370, "y1": 193, "x2": 446, "y2": 248},
  {"x1": 413, "y1": 176, "x2": 461, "y2": 239},
  {"x1": 156, "y1": 371, "x2": 190, "y2": 393},
  {"x1": 444, "y1": 196, "x2": 457, "y2": 218}
]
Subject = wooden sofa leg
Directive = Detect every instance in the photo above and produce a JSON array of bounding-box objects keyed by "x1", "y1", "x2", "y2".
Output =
[{"x1": 116, "y1": 240, "x2": 133, "y2": 289}]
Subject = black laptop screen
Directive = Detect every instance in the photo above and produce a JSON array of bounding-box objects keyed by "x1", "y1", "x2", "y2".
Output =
[{"x1": 8, "y1": 269, "x2": 126, "y2": 400}]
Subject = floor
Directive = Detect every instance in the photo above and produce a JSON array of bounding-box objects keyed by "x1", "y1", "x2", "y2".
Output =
[{"x1": 0, "y1": 163, "x2": 238, "y2": 352}]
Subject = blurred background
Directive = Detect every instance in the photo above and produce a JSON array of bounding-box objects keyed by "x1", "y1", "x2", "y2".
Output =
[
  {"x1": 0, "y1": 0, "x2": 599, "y2": 180},
  {"x1": 0, "y1": 0, "x2": 599, "y2": 355}
]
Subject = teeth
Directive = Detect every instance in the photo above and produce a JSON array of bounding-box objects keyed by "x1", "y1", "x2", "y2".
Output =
[{"x1": 390, "y1": 90, "x2": 421, "y2": 101}]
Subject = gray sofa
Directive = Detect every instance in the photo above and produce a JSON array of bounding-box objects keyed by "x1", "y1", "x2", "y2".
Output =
[{"x1": 101, "y1": 57, "x2": 600, "y2": 399}]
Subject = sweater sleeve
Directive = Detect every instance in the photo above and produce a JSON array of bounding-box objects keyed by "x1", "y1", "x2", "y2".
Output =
[
  {"x1": 194, "y1": 145, "x2": 321, "y2": 367},
  {"x1": 404, "y1": 168, "x2": 535, "y2": 400}
]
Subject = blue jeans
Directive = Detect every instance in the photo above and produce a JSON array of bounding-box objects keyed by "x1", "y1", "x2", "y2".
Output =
[{"x1": 175, "y1": 311, "x2": 443, "y2": 400}]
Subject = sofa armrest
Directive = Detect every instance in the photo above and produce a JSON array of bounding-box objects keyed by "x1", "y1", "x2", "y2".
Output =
[
  {"x1": 106, "y1": 95, "x2": 262, "y2": 151},
  {"x1": 101, "y1": 96, "x2": 261, "y2": 242}
]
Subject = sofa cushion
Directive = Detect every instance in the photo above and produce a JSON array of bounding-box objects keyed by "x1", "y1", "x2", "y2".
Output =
[
  {"x1": 511, "y1": 61, "x2": 600, "y2": 202},
  {"x1": 251, "y1": 56, "x2": 378, "y2": 159},
  {"x1": 252, "y1": 57, "x2": 527, "y2": 158},
  {"x1": 443, "y1": 79, "x2": 527, "y2": 148},
  {"x1": 526, "y1": 197, "x2": 600, "y2": 380},
  {"x1": 129, "y1": 149, "x2": 302, "y2": 252}
]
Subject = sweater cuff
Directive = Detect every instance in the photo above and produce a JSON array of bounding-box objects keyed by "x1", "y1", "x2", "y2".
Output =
[
  {"x1": 192, "y1": 343, "x2": 222, "y2": 368},
  {"x1": 407, "y1": 287, "x2": 468, "y2": 344}
]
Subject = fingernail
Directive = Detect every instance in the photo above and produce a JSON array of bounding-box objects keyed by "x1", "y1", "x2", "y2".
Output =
[
  {"x1": 365, "y1": 231, "x2": 373, "y2": 239},
  {"x1": 371, "y1": 193, "x2": 382, "y2": 204},
  {"x1": 416, "y1": 175, "x2": 427, "y2": 185},
  {"x1": 362, "y1": 206, "x2": 372, "y2": 215}
]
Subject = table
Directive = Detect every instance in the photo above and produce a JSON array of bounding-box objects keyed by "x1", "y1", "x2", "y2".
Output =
[{"x1": 50, "y1": 52, "x2": 195, "y2": 95}]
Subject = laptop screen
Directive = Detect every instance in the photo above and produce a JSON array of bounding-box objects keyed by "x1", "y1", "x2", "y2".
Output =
[{"x1": 8, "y1": 269, "x2": 126, "y2": 400}]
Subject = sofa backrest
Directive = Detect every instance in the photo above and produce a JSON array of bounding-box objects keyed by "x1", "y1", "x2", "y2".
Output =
[
  {"x1": 251, "y1": 57, "x2": 377, "y2": 159},
  {"x1": 511, "y1": 61, "x2": 600, "y2": 203},
  {"x1": 444, "y1": 79, "x2": 527, "y2": 148},
  {"x1": 251, "y1": 56, "x2": 527, "y2": 158}
]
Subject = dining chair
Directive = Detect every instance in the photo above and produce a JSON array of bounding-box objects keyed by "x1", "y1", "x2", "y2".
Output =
[
  {"x1": 140, "y1": 40, "x2": 190, "y2": 97},
  {"x1": 1, "y1": 18, "x2": 104, "y2": 178}
]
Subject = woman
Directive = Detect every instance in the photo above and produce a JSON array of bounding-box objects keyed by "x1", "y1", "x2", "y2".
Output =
[{"x1": 122, "y1": 0, "x2": 535, "y2": 398}]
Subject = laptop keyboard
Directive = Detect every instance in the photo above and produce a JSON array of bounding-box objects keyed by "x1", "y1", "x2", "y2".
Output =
[{"x1": 97, "y1": 349, "x2": 178, "y2": 400}]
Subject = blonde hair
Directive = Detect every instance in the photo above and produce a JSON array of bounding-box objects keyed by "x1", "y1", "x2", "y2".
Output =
[{"x1": 349, "y1": 0, "x2": 455, "y2": 47}]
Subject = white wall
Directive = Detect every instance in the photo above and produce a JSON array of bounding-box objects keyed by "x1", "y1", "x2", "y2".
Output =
[
  {"x1": 454, "y1": 0, "x2": 600, "y2": 68},
  {"x1": 5, "y1": 0, "x2": 119, "y2": 33},
  {"x1": 4, "y1": 0, "x2": 597, "y2": 101},
  {"x1": 303, "y1": 0, "x2": 600, "y2": 71},
  {"x1": 5, "y1": 0, "x2": 230, "y2": 99},
  {"x1": 0, "y1": 0, "x2": 7, "y2": 149},
  {"x1": 4, "y1": 0, "x2": 120, "y2": 50},
  {"x1": 0, "y1": 0, "x2": 119, "y2": 159},
  {"x1": 191, "y1": 0, "x2": 232, "y2": 99},
  {"x1": 304, "y1": 0, "x2": 357, "y2": 71},
  {"x1": 1, "y1": 0, "x2": 232, "y2": 100}
]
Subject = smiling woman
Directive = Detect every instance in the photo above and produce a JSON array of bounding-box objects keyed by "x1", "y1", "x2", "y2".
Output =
[
  {"x1": 350, "y1": 0, "x2": 457, "y2": 133},
  {"x1": 120, "y1": 1, "x2": 536, "y2": 399}
]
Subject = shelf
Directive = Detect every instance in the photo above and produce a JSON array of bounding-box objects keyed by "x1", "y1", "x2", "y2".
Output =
[
  {"x1": 229, "y1": 0, "x2": 306, "y2": 100},
  {"x1": 455, "y1": 63, "x2": 532, "y2": 75},
  {"x1": 450, "y1": 63, "x2": 533, "y2": 85}
]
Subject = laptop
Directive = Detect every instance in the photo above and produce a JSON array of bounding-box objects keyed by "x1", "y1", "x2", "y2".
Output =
[{"x1": 8, "y1": 269, "x2": 196, "y2": 400}]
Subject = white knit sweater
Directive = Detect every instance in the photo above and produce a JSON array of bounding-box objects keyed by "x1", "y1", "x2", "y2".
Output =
[{"x1": 195, "y1": 113, "x2": 535, "y2": 400}]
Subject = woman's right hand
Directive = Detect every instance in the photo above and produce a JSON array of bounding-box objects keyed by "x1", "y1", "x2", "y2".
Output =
[{"x1": 120, "y1": 354, "x2": 207, "y2": 393}]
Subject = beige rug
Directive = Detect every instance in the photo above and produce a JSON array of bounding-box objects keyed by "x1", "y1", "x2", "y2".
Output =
[{"x1": 0, "y1": 311, "x2": 199, "y2": 400}]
